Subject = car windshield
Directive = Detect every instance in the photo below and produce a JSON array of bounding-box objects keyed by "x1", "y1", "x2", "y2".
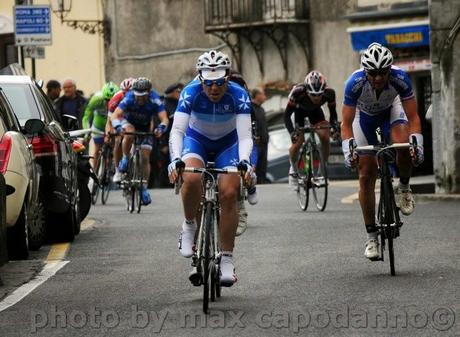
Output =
[
  {"x1": 0, "y1": 83, "x2": 40, "y2": 126},
  {"x1": 269, "y1": 129, "x2": 291, "y2": 151}
]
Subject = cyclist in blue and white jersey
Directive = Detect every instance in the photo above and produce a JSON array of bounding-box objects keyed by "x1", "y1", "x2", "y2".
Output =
[
  {"x1": 110, "y1": 77, "x2": 169, "y2": 205},
  {"x1": 341, "y1": 43, "x2": 424, "y2": 260},
  {"x1": 168, "y1": 50, "x2": 254, "y2": 287}
]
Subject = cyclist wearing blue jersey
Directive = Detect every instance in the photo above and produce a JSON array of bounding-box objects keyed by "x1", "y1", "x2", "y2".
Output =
[
  {"x1": 110, "y1": 77, "x2": 169, "y2": 205},
  {"x1": 168, "y1": 50, "x2": 254, "y2": 287},
  {"x1": 341, "y1": 43, "x2": 424, "y2": 260}
]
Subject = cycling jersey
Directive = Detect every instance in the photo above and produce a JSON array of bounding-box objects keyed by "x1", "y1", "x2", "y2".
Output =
[
  {"x1": 118, "y1": 90, "x2": 165, "y2": 128},
  {"x1": 284, "y1": 84, "x2": 337, "y2": 133},
  {"x1": 82, "y1": 92, "x2": 108, "y2": 144},
  {"x1": 343, "y1": 66, "x2": 414, "y2": 115},
  {"x1": 169, "y1": 79, "x2": 253, "y2": 167},
  {"x1": 108, "y1": 90, "x2": 126, "y2": 113},
  {"x1": 343, "y1": 66, "x2": 413, "y2": 146}
]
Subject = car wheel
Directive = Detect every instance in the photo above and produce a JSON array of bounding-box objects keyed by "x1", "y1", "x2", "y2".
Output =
[
  {"x1": 7, "y1": 203, "x2": 29, "y2": 260},
  {"x1": 28, "y1": 200, "x2": 46, "y2": 251}
]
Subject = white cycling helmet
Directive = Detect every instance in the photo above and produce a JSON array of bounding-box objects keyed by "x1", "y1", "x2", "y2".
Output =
[
  {"x1": 304, "y1": 71, "x2": 327, "y2": 95},
  {"x1": 196, "y1": 50, "x2": 231, "y2": 80},
  {"x1": 361, "y1": 42, "x2": 393, "y2": 70},
  {"x1": 120, "y1": 77, "x2": 134, "y2": 91}
]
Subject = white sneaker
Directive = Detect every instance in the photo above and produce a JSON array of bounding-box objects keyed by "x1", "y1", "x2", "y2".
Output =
[
  {"x1": 236, "y1": 201, "x2": 248, "y2": 236},
  {"x1": 247, "y1": 188, "x2": 258, "y2": 205},
  {"x1": 219, "y1": 254, "x2": 237, "y2": 287},
  {"x1": 394, "y1": 186, "x2": 415, "y2": 216},
  {"x1": 113, "y1": 170, "x2": 122, "y2": 183},
  {"x1": 364, "y1": 239, "x2": 380, "y2": 260},
  {"x1": 178, "y1": 229, "x2": 195, "y2": 258}
]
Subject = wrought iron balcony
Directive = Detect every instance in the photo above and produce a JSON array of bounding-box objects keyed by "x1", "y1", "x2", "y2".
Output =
[{"x1": 204, "y1": 0, "x2": 309, "y2": 31}]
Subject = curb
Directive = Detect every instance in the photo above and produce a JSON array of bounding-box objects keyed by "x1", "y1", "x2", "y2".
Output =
[{"x1": 414, "y1": 194, "x2": 460, "y2": 202}]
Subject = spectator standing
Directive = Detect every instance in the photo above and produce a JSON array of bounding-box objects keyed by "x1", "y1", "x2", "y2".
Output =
[
  {"x1": 54, "y1": 79, "x2": 87, "y2": 128},
  {"x1": 251, "y1": 87, "x2": 269, "y2": 184},
  {"x1": 46, "y1": 80, "x2": 61, "y2": 103},
  {"x1": 151, "y1": 83, "x2": 184, "y2": 187}
]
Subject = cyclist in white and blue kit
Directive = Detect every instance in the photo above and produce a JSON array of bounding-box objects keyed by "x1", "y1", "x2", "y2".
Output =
[
  {"x1": 341, "y1": 43, "x2": 424, "y2": 260},
  {"x1": 168, "y1": 50, "x2": 254, "y2": 287}
]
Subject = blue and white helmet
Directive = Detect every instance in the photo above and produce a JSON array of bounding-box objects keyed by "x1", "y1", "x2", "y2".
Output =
[
  {"x1": 361, "y1": 43, "x2": 393, "y2": 70},
  {"x1": 196, "y1": 50, "x2": 231, "y2": 80}
]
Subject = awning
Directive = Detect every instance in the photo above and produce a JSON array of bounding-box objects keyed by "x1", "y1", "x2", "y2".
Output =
[{"x1": 347, "y1": 19, "x2": 429, "y2": 51}]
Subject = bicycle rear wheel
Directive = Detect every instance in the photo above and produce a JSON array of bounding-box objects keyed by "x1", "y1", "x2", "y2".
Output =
[
  {"x1": 296, "y1": 150, "x2": 309, "y2": 211},
  {"x1": 202, "y1": 202, "x2": 213, "y2": 313},
  {"x1": 310, "y1": 147, "x2": 328, "y2": 211}
]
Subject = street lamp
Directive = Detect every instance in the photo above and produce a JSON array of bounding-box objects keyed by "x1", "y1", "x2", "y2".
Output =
[{"x1": 49, "y1": 0, "x2": 107, "y2": 36}]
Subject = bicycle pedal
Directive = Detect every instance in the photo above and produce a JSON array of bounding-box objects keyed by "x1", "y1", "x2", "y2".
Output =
[{"x1": 189, "y1": 269, "x2": 202, "y2": 287}]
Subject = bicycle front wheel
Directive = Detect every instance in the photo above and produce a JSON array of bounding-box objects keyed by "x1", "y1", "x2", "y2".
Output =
[
  {"x1": 133, "y1": 151, "x2": 143, "y2": 213},
  {"x1": 202, "y1": 202, "x2": 214, "y2": 313},
  {"x1": 296, "y1": 150, "x2": 309, "y2": 211},
  {"x1": 91, "y1": 158, "x2": 102, "y2": 205},
  {"x1": 379, "y1": 173, "x2": 397, "y2": 276},
  {"x1": 310, "y1": 147, "x2": 328, "y2": 211}
]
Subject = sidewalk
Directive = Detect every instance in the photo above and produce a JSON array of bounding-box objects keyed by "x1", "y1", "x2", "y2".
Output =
[{"x1": 411, "y1": 175, "x2": 460, "y2": 201}]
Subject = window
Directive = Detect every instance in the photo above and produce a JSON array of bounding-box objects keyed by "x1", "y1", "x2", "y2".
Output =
[{"x1": 0, "y1": 83, "x2": 41, "y2": 126}]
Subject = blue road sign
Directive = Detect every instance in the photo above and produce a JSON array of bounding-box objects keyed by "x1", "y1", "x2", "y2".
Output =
[{"x1": 14, "y1": 5, "x2": 52, "y2": 46}]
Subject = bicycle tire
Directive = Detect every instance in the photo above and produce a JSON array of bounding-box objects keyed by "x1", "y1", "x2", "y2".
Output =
[
  {"x1": 135, "y1": 152, "x2": 143, "y2": 213},
  {"x1": 310, "y1": 147, "x2": 328, "y2": 211},
  {"x1": 210, "y1": 261, "x2": 216, "y2": 302},
  {"x1": 101, "y1": 144, "x2": 114, "y2": 205},
  {"x1": 91, "y1": 158, "x2": 102, "y2": 205},
  {"x1": 296, "y1": 148, "x2": 309, "y2": 211},
  {"x1": 381, "y1": 169, "x2": 396, "y2": 276},
  {"x1": 202, "y1": 202, "x2": 213, "y2": 313},
  {"x1": 128, "y1": 157, "x2": 135, "y2": 213}
]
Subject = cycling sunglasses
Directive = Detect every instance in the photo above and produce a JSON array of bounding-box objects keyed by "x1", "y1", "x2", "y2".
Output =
[
  {"x1": 308, "y1": 92, "x2": 323, "y2": 97},
  {"x1": 366, "y1": 68, "x2": 390, "y2": 77},
  {"x1": 201, "y1": 77, "x2": 227, "y2": 87}
]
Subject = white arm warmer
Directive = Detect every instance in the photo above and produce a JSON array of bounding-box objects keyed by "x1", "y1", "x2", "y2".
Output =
[
  {"x1": 236, "y1": 114, "x2": 253, "y2": 162},
  {"x1": 169, "y1": 112, "x2": 190, "y2": 160}
]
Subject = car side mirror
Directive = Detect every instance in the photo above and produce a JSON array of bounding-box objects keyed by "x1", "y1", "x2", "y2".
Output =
[
  {"x1": 23, "y1": 119, "x2": 45, "y2": 134},
  {"x1": 36, "y1": 80, "x2": 44, "y2": 88}
]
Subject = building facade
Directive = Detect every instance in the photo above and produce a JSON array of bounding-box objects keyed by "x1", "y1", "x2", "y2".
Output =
[{"x1": 0, "y1": 0, "x2": 105, "y2": 96}]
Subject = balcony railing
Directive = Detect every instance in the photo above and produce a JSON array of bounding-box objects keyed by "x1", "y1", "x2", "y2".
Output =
[{"x1": 204, "y1": 0, "x2": 309, "y2": 30}]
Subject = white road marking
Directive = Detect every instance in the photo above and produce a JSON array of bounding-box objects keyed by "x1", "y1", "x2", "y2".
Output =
[{"x1": 0, "y1": 261, "x2": 69, "y2": 312}]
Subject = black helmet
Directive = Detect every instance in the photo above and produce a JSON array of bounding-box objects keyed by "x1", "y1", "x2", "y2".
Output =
[{"x1": 132, "y1": 77, "x2": 152, "y2": 95}]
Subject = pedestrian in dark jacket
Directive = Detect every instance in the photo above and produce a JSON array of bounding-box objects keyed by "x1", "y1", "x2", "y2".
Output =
[
  {"x1": 54, "y1": 79, "x2": 87, "y2": 128},
  {"x1": 251, "y1": 87, "x2": 269, "y2": 184}
]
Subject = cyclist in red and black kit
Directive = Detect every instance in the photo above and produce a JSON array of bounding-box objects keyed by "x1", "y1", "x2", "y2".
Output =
[{"x1": 284, "y1": 71, "x2": 339, "y2": 185}]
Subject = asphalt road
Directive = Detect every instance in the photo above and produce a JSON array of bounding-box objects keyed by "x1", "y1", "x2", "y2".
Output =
[{"x1": 0, "y1": 182, "x2": 459, "y2": 337}]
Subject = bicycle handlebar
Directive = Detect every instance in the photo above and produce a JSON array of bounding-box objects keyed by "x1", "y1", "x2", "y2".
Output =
[
  {"x1": 174, "y1": 166, "x2": 243, "y2": 195},
  {"x1": 121, "y1": 131, "x2": 155, "y2": 136},
  {"x1": 354, "y1": 143, "x2": 412, "y2": 152}
]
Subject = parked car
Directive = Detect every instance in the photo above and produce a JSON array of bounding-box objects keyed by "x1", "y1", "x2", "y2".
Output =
[
  {"x1": 0, "y1": 88, "x2": 46, "y2": 259},
  {"x1": 266, "y1": 111, "x2": 357, "y2": 182},
  {"x1": 0, "y1": 75, "x2": 80, "y2": 242}
]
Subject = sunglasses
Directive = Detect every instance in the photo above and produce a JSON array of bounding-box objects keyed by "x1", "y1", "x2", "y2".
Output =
[
  {"x1": 308, "y1": 92, "x2": 323, "y2": 97},
  {"x1": 366, "y1": 69, "x2": 390, "y2": 77},
  {"x1": 201, "y1": 77, "x2": 227, "y2": 87}
]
